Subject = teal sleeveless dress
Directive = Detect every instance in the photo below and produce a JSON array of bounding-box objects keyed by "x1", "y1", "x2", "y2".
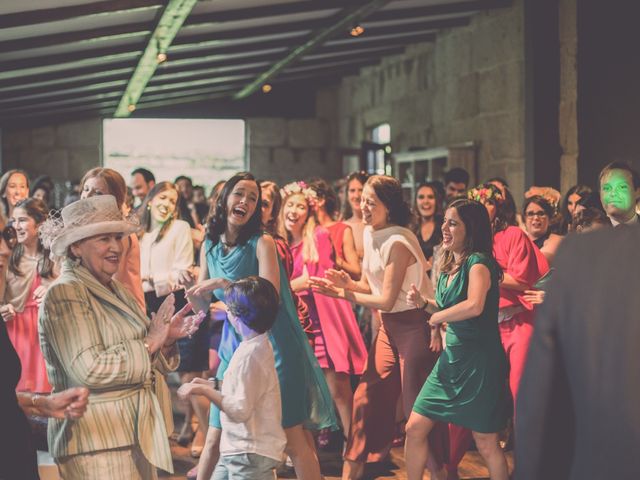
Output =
[
  {"x1": 412, "y1": 253, "x2": 511, "y2": 433},
  {"x1": 206, "y1": 234, "x2": 337, "y2": 430}
]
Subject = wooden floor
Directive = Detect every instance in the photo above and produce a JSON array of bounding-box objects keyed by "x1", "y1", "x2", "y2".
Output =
[
  {"x1": 162, "y1": 438, "x2": 514, "y2": 479},
  {"x1": 162, "y1": 375, "x2": 514, "y2": 479}
]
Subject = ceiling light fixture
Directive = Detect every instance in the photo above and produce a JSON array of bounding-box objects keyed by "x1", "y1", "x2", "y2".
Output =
[
  {"x1": 127, "y1": 104, "x2": 136, "y2": 113},
  {"x1": 261, "y1": 84, "x2": 273, "y2": 93},
  {"x1": 157, "y1": 52, "x2": 168, "y2": 64},
  {"x1": 350, "y1": 25, "x2": 365, "y2": 37}
]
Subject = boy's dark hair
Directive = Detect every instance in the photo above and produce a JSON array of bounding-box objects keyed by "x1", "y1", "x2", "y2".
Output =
[
  {"x1": 131, "y1": 168, "x2": 155, "y2": 184},
  {"x1": 444, "y1": 167, "x2": 470, "y2": 187},
  {"x1": 224, "y1": 276, "x2": 279, "y2": 334}
]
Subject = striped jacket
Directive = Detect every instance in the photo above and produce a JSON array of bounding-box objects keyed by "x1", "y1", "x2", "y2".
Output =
[{"x1": 38, "y1": 259, "x2": 178, "y2": 473}]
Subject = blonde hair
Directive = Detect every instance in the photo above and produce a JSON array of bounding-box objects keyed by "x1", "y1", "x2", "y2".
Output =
[{"x1": 280, "y1": 192, "x2": 319, "y2": 264}]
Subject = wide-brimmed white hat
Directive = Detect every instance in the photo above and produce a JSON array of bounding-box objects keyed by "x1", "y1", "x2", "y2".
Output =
[{"x1": 39, "y1": 195, "x2": 140, "y2": 257}]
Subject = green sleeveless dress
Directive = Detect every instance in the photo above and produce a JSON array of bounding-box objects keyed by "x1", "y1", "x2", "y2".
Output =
[{"x1": 412, "y1": 253, "x2": 511, "y2": 433}]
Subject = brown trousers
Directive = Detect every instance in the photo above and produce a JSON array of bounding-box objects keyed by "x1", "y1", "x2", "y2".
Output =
[{"x1": 344, "y1": 308, "x2": 447, "y2": 464}]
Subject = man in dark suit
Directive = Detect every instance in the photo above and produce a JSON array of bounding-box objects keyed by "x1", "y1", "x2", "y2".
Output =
[{"x1": 515, "y1": 225, "x2": 640, "y2": 479}]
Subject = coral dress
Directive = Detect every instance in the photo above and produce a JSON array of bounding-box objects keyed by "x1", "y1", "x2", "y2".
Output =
[
  {"x1": 291, "y1": 227, "x2": 367, "y2": 374},
  {"x1": 6, "y1": 273, "x2": 51, "y2": 393}
]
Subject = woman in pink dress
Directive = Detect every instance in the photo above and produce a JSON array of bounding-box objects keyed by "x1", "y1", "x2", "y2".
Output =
[
  {"x1": 282, "y1": 181, "x2": 367, "y2": 440},
  {"x1": 310, "y1": 179, "x2": 361, "y2": 280},
  {"x1": 1, "y1": 198, "x2": 55, "y2": 393}
]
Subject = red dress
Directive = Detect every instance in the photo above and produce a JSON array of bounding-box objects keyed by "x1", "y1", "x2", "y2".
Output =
[{"x1": 6, "y1": 274, "x2": 52, "y2": 393}]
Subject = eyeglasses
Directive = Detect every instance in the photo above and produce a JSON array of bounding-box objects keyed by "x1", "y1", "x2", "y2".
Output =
[
  {"x1": 2, "y1": 226, "x2": 17, "y2": 249},
  {"x1": 525, "y1": 210, "x2": 547, "y2": 218}
]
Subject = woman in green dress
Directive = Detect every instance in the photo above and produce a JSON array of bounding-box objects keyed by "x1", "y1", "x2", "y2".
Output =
[{"x1": 404, "y1": 198, "x2": 510, "y2": 480}]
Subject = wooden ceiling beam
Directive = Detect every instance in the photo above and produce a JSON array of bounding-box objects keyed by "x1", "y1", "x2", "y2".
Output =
[
  {"x1": 114, "y1": 0, "x2": 199, "y2": 117},
  {"x1": 373, "y1": 0, "x2": 510, "y2": 21},
  {"x1": 234, "y1": 0, "x2": 393, "y2": 99},
  {"x1": 0, "y1": 0, "x2": 163, "y2": 28},
  {"x1": 0, "y1": 23, "x2": 151, "y2": 54}
]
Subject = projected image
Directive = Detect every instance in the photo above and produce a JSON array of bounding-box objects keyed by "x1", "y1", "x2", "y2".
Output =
[{"x1": 103, "y1": 118, "x2": 245, "y2": 196}]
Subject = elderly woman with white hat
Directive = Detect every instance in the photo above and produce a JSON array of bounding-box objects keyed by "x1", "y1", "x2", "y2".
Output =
[{"x1": 38, "y1": 195, "x2": 203, "y2": 479}]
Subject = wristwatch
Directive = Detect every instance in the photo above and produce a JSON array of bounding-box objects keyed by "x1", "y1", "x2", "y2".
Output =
[{"x1": 209, "y1": 377, "x2": 221, "y2": 391}]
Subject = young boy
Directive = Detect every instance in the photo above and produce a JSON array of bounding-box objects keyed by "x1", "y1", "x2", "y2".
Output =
[{"x1": 178, "y1": 276, "x2": 286, "y2": 480}]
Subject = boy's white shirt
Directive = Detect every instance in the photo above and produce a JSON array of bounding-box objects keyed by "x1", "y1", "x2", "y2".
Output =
[{"x1": 219, "y1": 332, "x2": 287, "y2": 461}]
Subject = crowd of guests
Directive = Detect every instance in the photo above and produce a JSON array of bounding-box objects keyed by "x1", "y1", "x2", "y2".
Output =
[{"x1": 0, "y1": 159, "x2": 638, "y2": 480}]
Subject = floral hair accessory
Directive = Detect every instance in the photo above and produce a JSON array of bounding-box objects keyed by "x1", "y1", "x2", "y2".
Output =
[
  {"x1": 280, "y1": 181, "x2": 318, "y2": 207},
  {"x1": 468, "y1": 185, "x2": 504, "y2": 204}
]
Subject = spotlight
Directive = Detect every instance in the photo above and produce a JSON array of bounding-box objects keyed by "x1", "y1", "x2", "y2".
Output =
[
  {"x1": 157, "y1": 52, "x2": 168, "y2": 64},
  {"x1": 127, "y1": 104, "x2": 136, "y2": 113},
  {"x1": 262, "y1": 84, "x2": 272, "y2": 93},
  {"x1": 350, "y1": 25, "x2": 365, "y2": 37}
]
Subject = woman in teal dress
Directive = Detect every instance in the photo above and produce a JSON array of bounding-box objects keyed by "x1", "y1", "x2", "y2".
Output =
[
  {"x1": 404, "y1": 198, "x2": 510, "y2": 480},
  {"x1": 186, "y1": 172, "x2": 336, "y2": 480}
]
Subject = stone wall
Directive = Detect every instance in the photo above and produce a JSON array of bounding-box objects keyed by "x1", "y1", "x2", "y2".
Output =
[
  {"x1": 330, "y1": 0, "x2": 526, "y2": 201},
  {"x1": 558, "y1": 0, "x2": 578, "y2": 192},
  {"x1": 246, "y1": 116, "x2": 342, "y2": 186},
  {"x1": 1, "y1": 118, "x2": 102, "y2": 181}
]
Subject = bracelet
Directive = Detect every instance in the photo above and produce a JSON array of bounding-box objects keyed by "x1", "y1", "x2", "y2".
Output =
[
  {"x1": 143, "y1": 341, "x2": 152, "y2": 355},
  {"x1": 209, "y1": 377, "x2": 220, "y2": 391}
]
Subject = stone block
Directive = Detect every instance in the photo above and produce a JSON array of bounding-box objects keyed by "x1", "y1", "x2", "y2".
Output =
[
  {"x1": 559, "y1": 100, "x2": 578, "y2": 154},
  {"x1": 560, "y1": 153, "x2": 578, "y2": 192},
  {"x1": 559, "y1": 0, "x2": 577, "y2": 42},
  {"x1": 288, "y1": 119, "x2": 328, "y2": 148},
  {"x1": 478, "y1": 111, "x2": 524, "y2": 159},
  {"x1": 471, "y1": 4, "x2": 524, "y2": 71},
  {"x1": 56, "y1": 118, "x2": 102, "y2": 148},
  {"x1": 247, "y1": 146, "x2": 271, "y2": 174},
  {"x1": 68, "y1": 147, "x2": 100, "y2": 179},
  {"x1": 453, "y1": 72, "x2": 479, "y2": 120},
  {"x1": 478, "y1": 61, "x2": 523, "y2": 114},
  {"x1": 32, "y1": 127, "x2": 56, "y2": 148},
  {"x1": 298, "y1": 149, "x2": 323, "y2": 170},
  {"x1": 3, "y1": 129, "x2": 31, "y2": 149},
  {"x1": 246, "y1": 118, "x2": 287, "y2": 147},
  {"x1": 316, "y1": 86, "x2": 338, "y2": 122}
]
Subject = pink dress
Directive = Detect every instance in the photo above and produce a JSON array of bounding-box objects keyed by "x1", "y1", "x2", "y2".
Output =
[
  {"x1": 291, "y1": 227, "x2": 367, "y2": 375},
  {"x1": 6, "y1": 274, "x2": 52, "y2": 393}
]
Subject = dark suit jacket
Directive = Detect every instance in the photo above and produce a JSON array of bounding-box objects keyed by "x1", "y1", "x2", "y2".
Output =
[{"x1": 515, "y1": 225, "x2": 640, "y2": 480}]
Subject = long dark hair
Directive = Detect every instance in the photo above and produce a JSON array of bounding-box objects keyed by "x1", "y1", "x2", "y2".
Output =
[
  {"x1": 139, "y1": 182, "x2": 180, "y2": 243},
  {"x1": 309, "y1": 178, "x2": 339, "y2": 219},
  {"x1": 207, "y1": 172, "x2": 262, "y2": 247},
  {"x1": 560, "y1": 184, "x2": 592, "y2": 233},
  {"x1": 366, "y1": 175, "x2": 412, "y2": 227},
  {"x1": 439, "y1": 198, "x2": 500, "y2": 280},
  {"x1": 9, "y1": 198, "x2": 54, "y2": 279},
  {"x1": 342, "y1": 171, "x2": 369, "y2": 220}
]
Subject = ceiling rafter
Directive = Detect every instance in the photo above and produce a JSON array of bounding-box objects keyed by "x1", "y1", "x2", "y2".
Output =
[
  {"x1": 0, "y1": 0, "x2": 163, "y2": 28},
  {"x1": 234, "y1": 0, "x2": 393, "y2": 99},
  {"x1": 113, "y1": 0, "x2": 199, "y2": 117}
]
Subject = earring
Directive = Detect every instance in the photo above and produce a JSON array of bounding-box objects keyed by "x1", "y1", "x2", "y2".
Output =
[{"x1": 147, "y1": 204, "x2": 151, "y2": 211}]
